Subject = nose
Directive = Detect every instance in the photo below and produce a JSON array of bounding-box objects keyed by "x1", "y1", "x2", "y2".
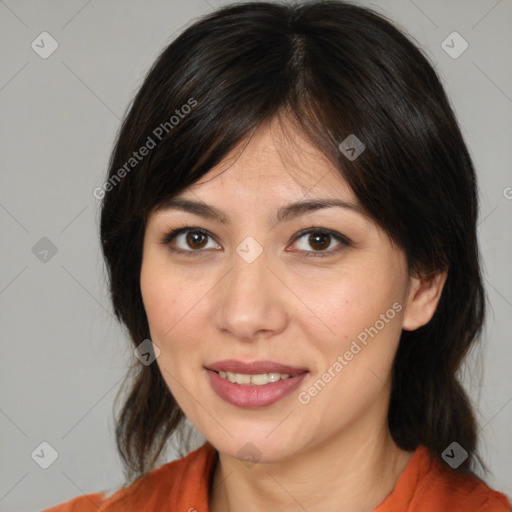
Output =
[{"x1": 212, "y1": 248, "x2": 288, "y2": 343}]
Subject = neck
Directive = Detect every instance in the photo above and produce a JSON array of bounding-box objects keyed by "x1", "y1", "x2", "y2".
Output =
[{"x1": 209, "y1": 414, "x2": 413, "y2": 512}]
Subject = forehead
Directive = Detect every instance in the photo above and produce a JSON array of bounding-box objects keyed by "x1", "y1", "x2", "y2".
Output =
[{"x1": 189, "y1": 119, "x2": 355, "y2": 203}]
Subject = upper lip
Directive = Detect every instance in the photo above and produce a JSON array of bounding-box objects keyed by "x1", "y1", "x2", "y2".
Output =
[{"x1": 206, "y1": 359, "x2": 308, "y2": 376}]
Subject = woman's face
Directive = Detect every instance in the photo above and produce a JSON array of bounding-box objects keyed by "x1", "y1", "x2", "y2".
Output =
[{"x1": 140, "y1": 120, "x2": 419, "y2": 463}]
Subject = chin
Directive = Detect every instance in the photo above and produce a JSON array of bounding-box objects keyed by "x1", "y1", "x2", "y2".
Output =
[{"x1": 206, "y1": 425, "x2": 307, "y2": 465}]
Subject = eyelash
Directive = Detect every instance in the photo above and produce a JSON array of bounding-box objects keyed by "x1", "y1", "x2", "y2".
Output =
[{"x1": 159, "y1": 223, "x2": 351, "y2": 259}]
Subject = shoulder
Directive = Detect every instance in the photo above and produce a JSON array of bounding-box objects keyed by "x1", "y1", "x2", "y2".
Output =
[
  {"x1": 41, "y1": 442, "x2": 217, "y2": 512},
  {"x1": 393, "y1": 446, "x2": 511, "y2": 512},
  {"x1": 424, "y1": 461, "x2": 511, "y2": 512}
]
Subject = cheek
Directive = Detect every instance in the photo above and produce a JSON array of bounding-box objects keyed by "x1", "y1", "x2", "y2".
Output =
[
  {"x1": 141, "y1": 248, "x2": 187, "y2": 330},
  {"x1": 140, "y1": 273, "x2": 174, "y2": 338},
  {"x1": 142, "y1": 287, "x2": 194, "y2": 349},
  {"x1": 297, "y1": 262, "x2": 404, "y2": 346},
  {"x1": 140, "y1": 258, "x2": 213, "y2": 366},
  {"x1": 141, "y1": 258, "x2": 182, "y2": 350},
  {"x1": 140, "y1": 265, "x2": 205, "y2": 407},
  {"x1": 294, "y1": 261, "x2": 406, "y2": 403}
]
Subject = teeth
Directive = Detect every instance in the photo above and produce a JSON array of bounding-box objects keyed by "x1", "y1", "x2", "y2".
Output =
[
  {"x1": 217, "y1": 371, "x2": 292, "y2": 386},
  {"x1": 236, "y1": 373, "x2": 251, "y2": 385},
  {"x1": 250, "y1": 373, "x2": 269, "y2": 385}
]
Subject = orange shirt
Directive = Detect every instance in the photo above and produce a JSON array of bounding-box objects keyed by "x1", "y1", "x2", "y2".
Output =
[{"x1": 43, "y1": 443, "x2": 511, "y2": 512}]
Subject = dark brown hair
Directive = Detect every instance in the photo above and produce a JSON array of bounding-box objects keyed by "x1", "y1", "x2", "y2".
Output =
[{"x1": 100, "y1": 0, "x2": 485, "y2": 487}]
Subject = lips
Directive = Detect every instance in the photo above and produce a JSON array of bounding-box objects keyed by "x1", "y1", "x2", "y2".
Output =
[
  {"x1": 205, "y1": 359, "x2": 309, "y2": 408},
  {"x1": 205, "y1": 359, "x2": 308, "y2": 376}
]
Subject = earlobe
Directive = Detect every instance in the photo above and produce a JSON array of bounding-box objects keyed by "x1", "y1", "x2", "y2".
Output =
[{"x1": 402, "y1": 271, "x2": 448, "y2": 331}]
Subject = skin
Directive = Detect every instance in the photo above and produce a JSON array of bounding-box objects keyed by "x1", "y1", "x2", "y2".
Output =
[{"x1": 140, "y1": 117, "x2": 447, "y2": 512}]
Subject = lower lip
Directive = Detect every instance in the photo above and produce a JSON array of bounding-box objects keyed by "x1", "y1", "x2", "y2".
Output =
[{"x1": 206, "y1": 369, "x2": 308, "y2": 408}]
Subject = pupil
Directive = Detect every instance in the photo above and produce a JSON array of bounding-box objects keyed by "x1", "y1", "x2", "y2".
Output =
[
  {"x1": 187, "y1": 232, "x2": 207, "y2": 249},
  {"x1": 310, "y1": 233, "x2": 329, "y2": 251}
]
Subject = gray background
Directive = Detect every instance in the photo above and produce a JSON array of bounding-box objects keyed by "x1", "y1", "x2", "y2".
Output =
[{"x1": 0, "y1": 0, "x2": 510, "y2": 510}]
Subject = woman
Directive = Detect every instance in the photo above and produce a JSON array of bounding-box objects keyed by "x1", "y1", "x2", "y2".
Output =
[{"x1": 44, "y1": 1, "x2": 511, "y2": 510}]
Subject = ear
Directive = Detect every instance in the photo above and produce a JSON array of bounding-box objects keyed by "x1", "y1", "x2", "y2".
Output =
[{"x1": 402, "y1": 270, "x2": 448, "y2": 331}]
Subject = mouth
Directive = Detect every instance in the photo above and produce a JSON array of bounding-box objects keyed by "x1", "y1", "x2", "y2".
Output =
[
  {"x1": 205, "y1": 359, "x2": 309, "y2": 408},
  {"x1": 206, "y1": 359, "x2": 308, "y2": 375},
  {"x1": 214, "y1": 370, "x2": 294, "y2": 386}
]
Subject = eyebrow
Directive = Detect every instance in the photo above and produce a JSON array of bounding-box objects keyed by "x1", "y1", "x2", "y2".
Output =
[{"x1": 156, "y1": 197, "x2": 365, "y2": 226}]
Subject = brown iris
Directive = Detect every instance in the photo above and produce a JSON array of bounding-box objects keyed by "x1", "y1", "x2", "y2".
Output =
[
  {"x1": 308, "y1": 233, "x2": 330, "y2": 251},
  {"x1": 186, "y1": 232, "x2": 208, "y2": 249}
]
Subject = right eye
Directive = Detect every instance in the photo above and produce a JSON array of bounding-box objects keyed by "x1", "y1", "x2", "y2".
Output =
[{"x1": 161, "y1": 226, "x2": 221, "y2": 256}]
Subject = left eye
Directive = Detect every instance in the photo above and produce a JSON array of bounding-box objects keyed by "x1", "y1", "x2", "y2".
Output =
[{"x1": 290, "y1": 230, "x2": 346, "y2": 256}]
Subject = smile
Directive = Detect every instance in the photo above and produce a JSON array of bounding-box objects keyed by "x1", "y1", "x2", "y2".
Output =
[
  {"x1": 217, "y1": 371, "x2": 291, "y2": 385},
  {"x1": 205, "y1": 360, "x2": 309, "y2": 408}
]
